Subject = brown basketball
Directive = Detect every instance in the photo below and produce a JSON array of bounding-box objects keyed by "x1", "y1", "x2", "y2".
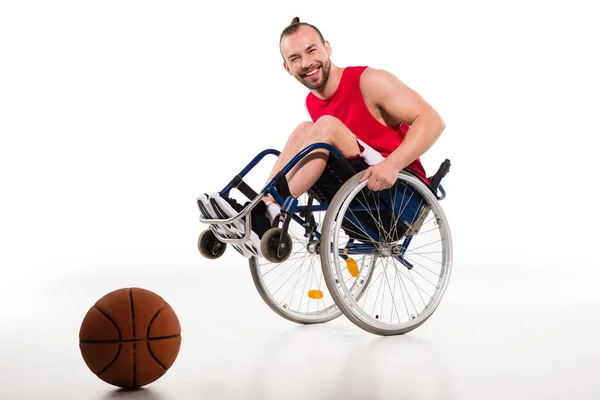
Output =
[{"x1": 79, "y1": 287, "x2": 182, "y2": 388}]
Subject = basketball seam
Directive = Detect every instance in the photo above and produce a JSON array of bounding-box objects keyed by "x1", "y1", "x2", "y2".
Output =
[
  {"x1": 80, "y1": 334, "x2": 181, "y2": 344},
  {"x1": 129, "y1": 289, "x2": 137, "y2": 388},
  {"x1": 96, "y1": 340, "x2": 122, "y2": 376},
  {"x1": 146, "y1": 302, "x2": 169, "y2": 371},
  {"x1": 91, "y1": 305, "x2": 123, "y2": 376},
  {"x1": 147, "y1": 341, "x2": 168, "y2": 371},
  {"x1": 146, "y1": 302, "x2": 165, "y2": 337},
  {"x1": 92, "y1": 305, "x2": 122, "y2": 340}
]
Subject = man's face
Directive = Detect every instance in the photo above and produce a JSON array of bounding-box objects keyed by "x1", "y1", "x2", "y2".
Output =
[{"x1": 280, "y1": 25, "x2": 332, "y2": 91}]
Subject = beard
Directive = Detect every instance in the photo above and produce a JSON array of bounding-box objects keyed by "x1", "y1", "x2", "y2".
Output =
[{"x1": 295, "y1": 59, "x2": 331, "y2": 91}]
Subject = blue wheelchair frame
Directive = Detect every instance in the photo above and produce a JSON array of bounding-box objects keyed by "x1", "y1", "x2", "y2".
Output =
[{"x1": 216, "y1": 143, "x2": 450, "y2": 270}]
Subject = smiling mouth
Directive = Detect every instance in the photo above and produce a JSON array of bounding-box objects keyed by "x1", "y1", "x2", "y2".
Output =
[{"x1": 301, "y1": 66, "x2": 320, "y2": 77}]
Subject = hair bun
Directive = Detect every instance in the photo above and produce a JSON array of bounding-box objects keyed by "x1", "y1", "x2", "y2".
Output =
[{"x1": 291, "y1": 17, "x2": 300, "y2": 24}]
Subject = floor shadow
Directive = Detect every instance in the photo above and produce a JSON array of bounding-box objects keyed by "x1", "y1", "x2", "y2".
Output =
[
  {"x1": 333, "y1": 334, "x2": 456, "y2": 400},
  {"x1": 102, "y1": 387, "x2": 166, "y2": 400},
  {"x1": 239, "y1": 321, "x2": 455, "y2": 400}
]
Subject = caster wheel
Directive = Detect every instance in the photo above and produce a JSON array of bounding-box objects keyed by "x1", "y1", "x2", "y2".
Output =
[
  {"x1": 260, "y1": 227, "x2": 293, "y2": 263},
  {"x1": 198, "y1": 229, "x2": 227, "y2": 259}
]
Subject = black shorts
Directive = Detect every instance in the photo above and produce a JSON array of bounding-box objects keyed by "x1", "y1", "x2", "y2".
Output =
[
  {"x1": 308, "y1": 154, "x2": 370, "y2": 205},
  {"x1": 308, "y1": 154, "x2": 407, "y2": 242}
]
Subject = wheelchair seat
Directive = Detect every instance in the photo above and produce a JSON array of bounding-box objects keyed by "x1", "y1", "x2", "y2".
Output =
[
  {"x1": 306, "y1": 154, "x2": 448, "y2": 244},
  {"x1": 309, "y1": 154, "x2": 442, "y2": 205}
]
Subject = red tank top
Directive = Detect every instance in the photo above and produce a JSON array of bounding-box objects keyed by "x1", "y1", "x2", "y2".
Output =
[{"x1": 305, "y1": 66, "x2": 428, "y2": 183}]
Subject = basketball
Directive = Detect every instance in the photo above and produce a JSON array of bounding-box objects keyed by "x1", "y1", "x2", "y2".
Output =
[{"x1": 79, "y1": 287, "x2": 182, "y2": 388}]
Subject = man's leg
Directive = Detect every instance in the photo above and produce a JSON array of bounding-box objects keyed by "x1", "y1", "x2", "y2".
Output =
[
  {"x1": 207, "y1": 116, "x2": 361, "y2": 250},
  {"x1": 264, "y1": 116, "x2": 361, "y2": 203},
  {"x1": 265, "y1": 121, "x2": 313, "y2": 186},
  {"x1": 286, "y1": 115, "x2": 361, "y2": 197},
  {"x1": 262, "y1": 121, "x2": 313, "y2": 205}
]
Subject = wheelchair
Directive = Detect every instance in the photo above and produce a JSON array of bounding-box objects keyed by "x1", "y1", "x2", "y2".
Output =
[{"x1": 196, "y1": 142, "x2": 453, "y2": 336}]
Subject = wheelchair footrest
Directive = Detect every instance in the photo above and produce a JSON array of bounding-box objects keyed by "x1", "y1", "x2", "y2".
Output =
[{"x1": 196, "y1": 192, "x2": 262, "y2": 259}]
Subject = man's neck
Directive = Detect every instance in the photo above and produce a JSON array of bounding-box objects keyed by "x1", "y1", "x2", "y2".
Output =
[{"x1": 310, "y1": 65, "x2": 344, "y2": 100}]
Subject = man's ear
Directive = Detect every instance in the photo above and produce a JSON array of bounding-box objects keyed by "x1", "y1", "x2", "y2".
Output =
[
  {"x1": 324, "y1": 41, "x2": 332, "y2": 57},
  {"x1": 283, "y1": 60, "x2": 292, "y2": 75}
]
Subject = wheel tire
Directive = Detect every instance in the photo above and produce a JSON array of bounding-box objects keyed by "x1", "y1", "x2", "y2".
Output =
[
  {"x1": 320, "y1": 171, "x2": 453, "y2": 336},
  {"x1": 248, "y1": 194, "x2": 342, "y2": 325},
  {"x1": 260, "y1": 227, "x2": 293, "y2": 263},
  {"x1": 249, "y1": 256, "x2": 342, "y2": 324},
  {"x1": 198, "y1": 229, "x2": 227, "y2": 259}
]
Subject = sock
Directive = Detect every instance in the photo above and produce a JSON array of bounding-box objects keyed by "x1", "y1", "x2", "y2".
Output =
[
  {"x1": 246, "y1": 201, "x2": 271, "y2": 237},
  {"x1": 265, "y1": 201, "x2": 281, "y2": 224}
]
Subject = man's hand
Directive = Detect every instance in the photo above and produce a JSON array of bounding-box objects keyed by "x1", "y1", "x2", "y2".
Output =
[{"x1": 359, "y1": 159, "x2": 401, "y2": 191}]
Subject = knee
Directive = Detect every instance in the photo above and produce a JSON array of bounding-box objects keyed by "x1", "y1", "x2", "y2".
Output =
[
  {"x1": 297, "y1": 121, "x2": 314, "y2": 131},
  {"x1": 314, "y1": 115, "x2": 341, "y2": 130},
  {"x1": 310, "y1": 115, "x2": 342, "y2": 141},
  {"x1": 287, "y1": 121, "x2": 313, "y2": 145}
]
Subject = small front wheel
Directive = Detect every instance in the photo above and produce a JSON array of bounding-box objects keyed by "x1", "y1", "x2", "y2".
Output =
[
  {"x1": 260, "y1": 228, "x2": 293, "y2": 263},
  {"x1": 198, "y1": 229, "x2": 227, "y2": 259}
]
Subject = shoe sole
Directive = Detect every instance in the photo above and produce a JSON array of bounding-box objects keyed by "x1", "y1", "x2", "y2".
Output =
[
  {"x1": 208, "y1": 193, "x2": 262, "y2": 258},
  {"x1": 197, "y1": 193, "x2": 253, "y2": 258}
]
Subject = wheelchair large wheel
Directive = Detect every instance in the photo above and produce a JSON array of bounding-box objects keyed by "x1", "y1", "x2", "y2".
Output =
[
  {"x1": 248, "y1": 193, "x2": 343, "y2": 324},
  {"x1": 320, "y1": 171, "x2": 453, "y2": 336}
]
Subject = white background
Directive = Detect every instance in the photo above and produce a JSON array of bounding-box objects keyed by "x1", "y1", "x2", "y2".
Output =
[{"x1": 1, "y1": 1, "x2": 599, "y2": 399}]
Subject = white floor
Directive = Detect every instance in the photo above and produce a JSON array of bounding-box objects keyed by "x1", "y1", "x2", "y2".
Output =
[{"x1": 2, "y1": 258, "x2": 599, "y2": 400}]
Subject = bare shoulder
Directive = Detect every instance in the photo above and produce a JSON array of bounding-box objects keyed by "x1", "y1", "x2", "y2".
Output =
[
  {"x1": 359, "y1": 66, "x2": 436, "y2": 126},
  {"x1": 360, "y1": 66, "x2": 398, "y2": 84},
  {"x1": 359, "y1": 67, "x2": 413, "y2": 104}
]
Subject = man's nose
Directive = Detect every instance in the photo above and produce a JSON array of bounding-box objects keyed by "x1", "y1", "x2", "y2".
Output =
[{"x1": 301, "y1": 57, "x2": 311, "y2": 70}]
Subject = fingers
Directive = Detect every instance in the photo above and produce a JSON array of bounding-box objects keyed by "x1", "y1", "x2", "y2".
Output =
[
  {"x1": 362, "y1": 166, "x2": 395, "y2": 191},
  {"x1": 364, "y1": 170, "x2": 381, "y2": 191},
  {"x1": 359, "y1": 167, "x2": 372, "y2": 182},
  {"x1": 369, "y1": 179, "x2": 392, "y2": 192},
  {"x1": 369, "y1": 179, "x2": 381, "y2": 191}
]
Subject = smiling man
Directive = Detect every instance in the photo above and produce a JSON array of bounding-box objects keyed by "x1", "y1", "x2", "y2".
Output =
[
  {"x1": 270, "y1": 17, "x2": 445, "y2": 193},
  {"x1": 201, "y1": 17, "x2": 446, "y2": 258}
]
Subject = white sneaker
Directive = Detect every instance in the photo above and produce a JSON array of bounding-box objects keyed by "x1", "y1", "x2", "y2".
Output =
[
  {"x1": 197, "y1": 193, "x2": 254, "y2": 258},
  {"x1": 207, "y1": 193, "x2": 262, "y2": 258}
]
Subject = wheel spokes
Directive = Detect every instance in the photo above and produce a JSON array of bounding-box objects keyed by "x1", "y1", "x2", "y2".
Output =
[{"x1": 323, "y1": 173, "x2": 452, "y2": 334}]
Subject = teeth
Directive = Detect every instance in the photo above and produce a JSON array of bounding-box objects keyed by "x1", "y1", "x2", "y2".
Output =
[{"x1": 306, "y1": 68, "x2": 319, "y2": 76}]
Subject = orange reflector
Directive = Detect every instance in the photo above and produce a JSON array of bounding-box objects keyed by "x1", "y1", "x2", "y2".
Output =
[
  {"x1": 346, "y1": 258, "x2": 359, "y2": 277},
  {"x1": 308, "y1": 290, "x2": 324, "y2": 299}
]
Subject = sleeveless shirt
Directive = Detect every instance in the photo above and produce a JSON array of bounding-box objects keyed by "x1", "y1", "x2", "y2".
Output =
[{"x1": 305, "y1": 66, "x2": 428, "y2": 182}]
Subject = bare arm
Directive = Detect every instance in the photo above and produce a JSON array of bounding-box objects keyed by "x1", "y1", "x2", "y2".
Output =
[{"x1": 360, "y1": 67, "x2": 446, "y2": 171}]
